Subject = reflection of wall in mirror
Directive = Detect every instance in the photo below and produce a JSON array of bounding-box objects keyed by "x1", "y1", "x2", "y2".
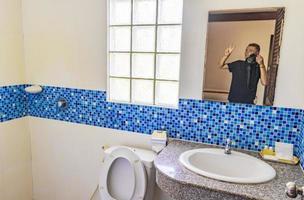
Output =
[{"x1": 203, "y1": 20, "x2": 275, "y2": 105}]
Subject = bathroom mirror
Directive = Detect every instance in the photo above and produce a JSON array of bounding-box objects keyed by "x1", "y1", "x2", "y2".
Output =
[{"x1": 202, "y1": 8, "x2": 285, "y2": 106}]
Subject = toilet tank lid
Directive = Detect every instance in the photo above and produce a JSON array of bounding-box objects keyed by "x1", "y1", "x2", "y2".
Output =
[
  {"x1": 129, "y1": 147, "x2": 156, "y2": 168},
  {"x1": 106, "y1": 146, "x2": 156, "y2": 168}
]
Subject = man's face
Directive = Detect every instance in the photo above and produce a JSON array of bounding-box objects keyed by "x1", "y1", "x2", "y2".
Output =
[{"x1": 245, "y1": 46, "x2": 259, "y2": 58}]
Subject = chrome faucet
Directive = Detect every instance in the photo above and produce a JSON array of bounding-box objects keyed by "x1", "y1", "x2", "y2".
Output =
[{"x1": 224, "y1": 139, "x2": 232, "y2": 154}]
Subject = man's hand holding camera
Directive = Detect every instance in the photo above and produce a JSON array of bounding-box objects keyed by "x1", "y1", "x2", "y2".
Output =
[{"x1": 256, "y1": 55, "x2": 265, "y2": 67}]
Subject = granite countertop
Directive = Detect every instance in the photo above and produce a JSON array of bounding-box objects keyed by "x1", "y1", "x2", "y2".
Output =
[{"x1": 154, "y1": 139, "x2": 304, "y2": 200}]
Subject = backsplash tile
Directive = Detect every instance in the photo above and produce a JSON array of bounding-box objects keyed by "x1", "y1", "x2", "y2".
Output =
[
  {"x1": 26, "y1": 85, "x2": 303, "y2": 154},
  {"x1": 1, "y1": 84, "x2": 303, "y2": 166},
  {"x1": 0, "y1": 85, "x2": 27, "y2": 122}
]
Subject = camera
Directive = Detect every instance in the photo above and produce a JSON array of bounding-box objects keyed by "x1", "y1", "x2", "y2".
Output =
[{"x1": 246, "y1": 54, "x2": 257, "y2": 65}]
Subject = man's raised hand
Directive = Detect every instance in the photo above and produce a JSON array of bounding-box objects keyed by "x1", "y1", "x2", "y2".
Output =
[{"x1": 224, "y1": 45, "x2": 235, "y2": 57}]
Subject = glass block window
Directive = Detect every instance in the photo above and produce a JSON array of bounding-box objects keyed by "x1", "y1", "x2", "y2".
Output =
[{"x1": 108, "y1": 0, "x2": 183, "y2": 107}]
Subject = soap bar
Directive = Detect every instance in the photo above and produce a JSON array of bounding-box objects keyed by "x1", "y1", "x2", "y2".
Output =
[{"x1": 275, "y1": 142, "x2": 293, "y2": 160}]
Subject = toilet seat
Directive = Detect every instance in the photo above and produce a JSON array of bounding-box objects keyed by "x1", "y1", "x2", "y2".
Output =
[{"x1": 99, "y1": 146, "x2": 147, "y2": 200}]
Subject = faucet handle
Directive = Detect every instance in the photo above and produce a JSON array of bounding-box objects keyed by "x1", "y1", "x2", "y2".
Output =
[
  {"x1": 286, "y1": 182, "x2": 304, "y2": 198},
  {"x1": 286, "y1": 182, "x2": 297, "y2": 198},
  {"x1": 226, "y1": 138, "x2": 231, "y2": 144}
]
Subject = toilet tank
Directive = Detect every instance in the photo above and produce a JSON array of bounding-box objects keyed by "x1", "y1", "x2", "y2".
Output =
[
  {"x1": 127, "y1": 147, "x2": 157, "y2": 200},
  {"x1": 129, "y1": 147, "x2": 156, "y2": 168}
]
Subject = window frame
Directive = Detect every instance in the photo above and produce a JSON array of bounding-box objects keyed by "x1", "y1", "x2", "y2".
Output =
[{"x1": 106, "y1": 0, "x2": 183, "y2": 108}]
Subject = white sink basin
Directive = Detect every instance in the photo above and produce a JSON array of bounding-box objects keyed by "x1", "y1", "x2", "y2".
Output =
[{"x1": 179, "y1": 148, "x2": 276, "y2": 184}]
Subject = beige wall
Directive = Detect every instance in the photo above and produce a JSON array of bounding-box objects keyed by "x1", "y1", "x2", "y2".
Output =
[
  {"x1": 0, "y1": 118, "x2": 32, "y2": 200},
  {"x1": 29, "y1": 117, "x2": 169, "y2": 200},
  {"x1": 203, "y1": 20, "x2": 275, "y2": 104},
  {"x1": 22, "y1": 0, "x2": 107, "y2": 91},
  {"x1": 0, "y1": 0, "x2": 25, "y2": 86},
  {"x1": 0, "y1": 0, "x2": 32, "y2": 199}
]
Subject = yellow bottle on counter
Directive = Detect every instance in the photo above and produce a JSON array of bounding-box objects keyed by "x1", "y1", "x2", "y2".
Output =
[{"x1": 262, "y1": 146, "x2": 275, "y2": 156}]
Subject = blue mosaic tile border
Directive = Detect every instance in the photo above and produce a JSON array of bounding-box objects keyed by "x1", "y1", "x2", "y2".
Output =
[
  {"x1": 26, "y1": 85, "x2": 303, "y2": 154},
  {"x1": 1, "y1": 84, "x2": 302, "y2": 167},
  {"x1": 0, "y1": 85, "x2": 27, "y2": 122}
]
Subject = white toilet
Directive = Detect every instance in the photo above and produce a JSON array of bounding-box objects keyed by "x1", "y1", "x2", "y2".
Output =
[{"x1": 99, "y1": 146, "x2": 156, "y2": 200}]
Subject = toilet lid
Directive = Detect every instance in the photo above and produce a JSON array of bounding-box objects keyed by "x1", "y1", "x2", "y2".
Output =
[{"x1": 99, "y1": 146, "x2": 147, "y2": 200}]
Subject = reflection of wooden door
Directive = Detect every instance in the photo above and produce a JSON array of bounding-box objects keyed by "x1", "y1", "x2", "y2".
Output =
[{"x1": 263, "y1": 8, "x2": 285, "y2": 106}]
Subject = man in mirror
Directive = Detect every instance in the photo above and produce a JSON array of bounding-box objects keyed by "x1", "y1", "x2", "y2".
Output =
[{"x1": 218, "y1": 43, "x2": 267, "y2": 104}]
